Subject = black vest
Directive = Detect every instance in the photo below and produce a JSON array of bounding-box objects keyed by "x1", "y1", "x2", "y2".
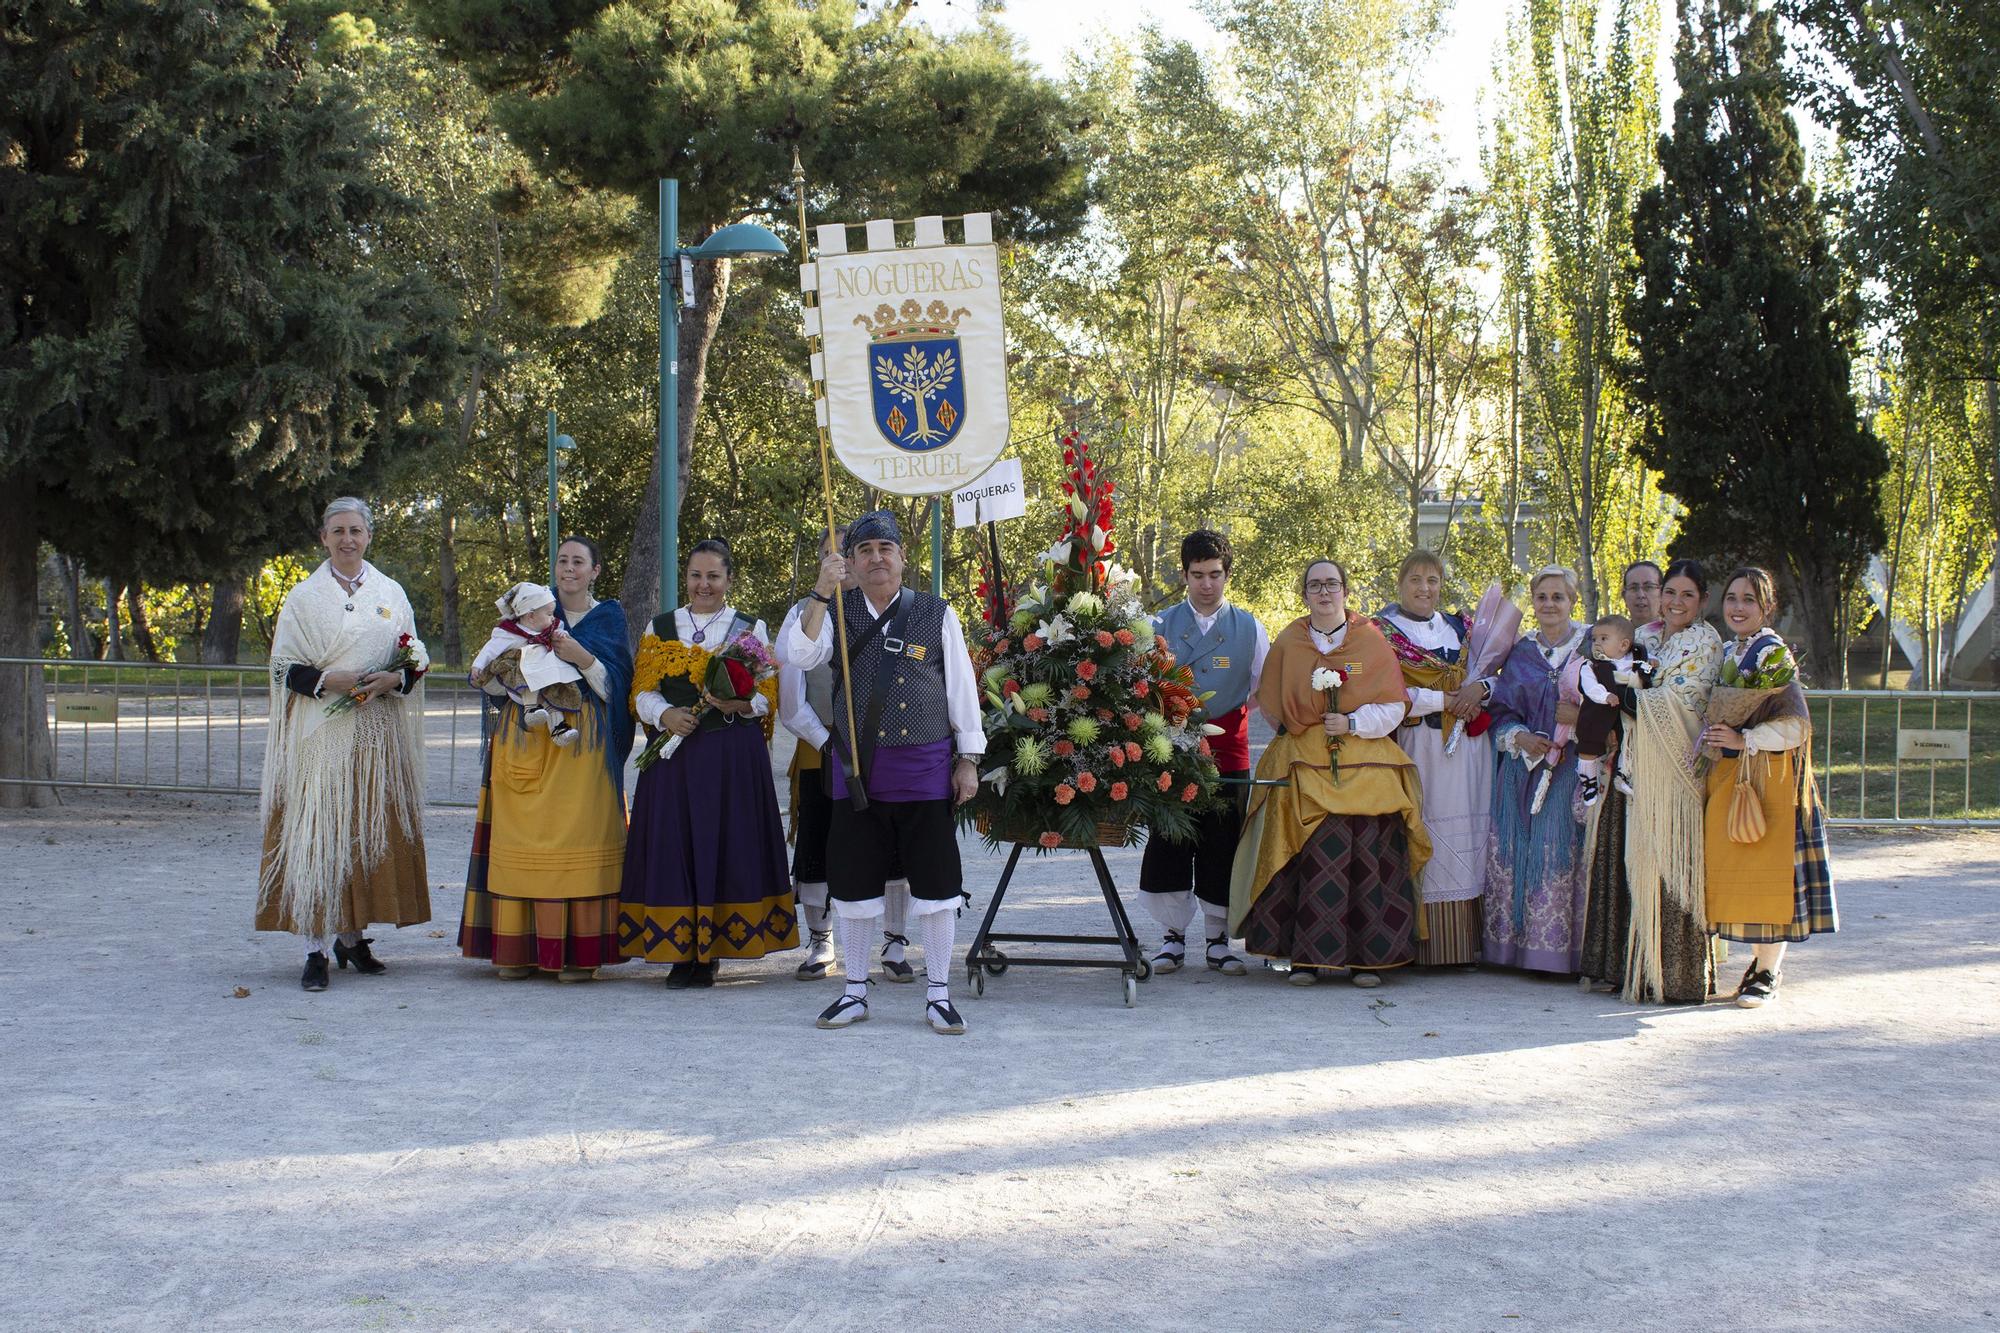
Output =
[{"x1": 830, "y1": 586, "x2": 950, "y2": 758}]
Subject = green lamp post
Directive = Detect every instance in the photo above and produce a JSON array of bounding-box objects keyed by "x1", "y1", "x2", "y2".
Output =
[
  {"x1": 546, "y1": 409, "x2": 574, "y2": 590},
  {"x1": 657, "y1": 180, "x2": 790, "y2": 614}
]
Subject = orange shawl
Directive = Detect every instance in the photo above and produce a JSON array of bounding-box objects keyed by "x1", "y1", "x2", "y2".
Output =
[{"x1": 1259, "y1": 614, "x2": 1408, "y2": 735}]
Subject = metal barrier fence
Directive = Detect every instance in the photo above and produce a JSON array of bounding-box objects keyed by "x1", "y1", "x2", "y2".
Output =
[
  {"x1": 4, "y1": 660, "x2": 1998, "y2": 826},
  {"x1": 1, "y1": 657, "x2": 491, "y2": 808}
]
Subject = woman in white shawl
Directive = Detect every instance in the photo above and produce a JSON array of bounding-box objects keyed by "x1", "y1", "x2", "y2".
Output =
[{"x1": 256, "y1": 498, "x2": 432, "y2": 991}]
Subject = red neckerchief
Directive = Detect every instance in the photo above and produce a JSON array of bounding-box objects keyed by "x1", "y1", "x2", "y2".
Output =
[{"x1": 501, "y1": 617, "x2": 557, "y2": 648}]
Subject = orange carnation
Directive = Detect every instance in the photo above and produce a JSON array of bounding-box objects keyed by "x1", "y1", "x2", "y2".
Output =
[
  {"x1": 1071, "y1": 685, "x2": 1092, "y2": 701},
  {"x1": 1106, "y1": 748, "x2": 1125, "y2": 768},
  {"x1": 1095, "y1": 630, "x2": 1116, "y2": 648},
  {"x1": 1109, "y1": 782, "x2": 1129, "y2": 802},
  {"x1": 1115, "y1": 629, "x2": 1136, "y2": 646},
  {"x1": 1053, "y1": 739, "x2": 1075, "y2": 756},
  {"x1": 1038, "y1": 831, "x2": 1063, "y2": 848},
  {"x1": 1125, "y1": 741, "x2": 1143, "y2": 762},
  {"x1": 1028, "y1": 707, "x2": 1051, "y2": 723},
  {"x1": 1157, "y1": 770, "x2": 1174, "y2": 791},
  {"x1": 1181, "y1": 782, "x2": 1200, "y2": 802},
  {"x1": 1053, "y1": 783, "x2": 1076, "y2": 805},
  {"x1": 1076, "y1": 771, "x2": 1098, "y2": 793},
  {"x1": 1024, "y1": 635, "x2": 1045, "y2": 652},
  {"x1": 1075, "y1": 661, "x2": 1098, "y2": 681},
  {"x1": 1122, "y1": 712, "x2": 1143, "y2": 730}
]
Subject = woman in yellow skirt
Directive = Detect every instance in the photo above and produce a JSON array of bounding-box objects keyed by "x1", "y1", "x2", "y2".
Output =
[
  {"x1": 458, "y1": 537, "x2": 635, "y2": 981},
  {"x1": 1699, "y1": 567, "x2": 1837, "y2": 1009}
]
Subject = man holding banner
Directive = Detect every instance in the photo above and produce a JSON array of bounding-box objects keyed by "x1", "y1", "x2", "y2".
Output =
[{"x1": 780, "y1": 510, "x2": 985, "y2": 1036}]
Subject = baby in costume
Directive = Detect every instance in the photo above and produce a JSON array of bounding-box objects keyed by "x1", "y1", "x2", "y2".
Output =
[
  {"x1": 470, "y1": 582, "x2": 584, "y2": 747},
  {"x1": 1575, "y1": 613, "x2": 1655, "y2": 806}
]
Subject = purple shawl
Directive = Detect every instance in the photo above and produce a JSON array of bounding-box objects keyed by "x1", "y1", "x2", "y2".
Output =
[{"x1": 1489, "y1": 627, "x2": 1582, "y2": 739}]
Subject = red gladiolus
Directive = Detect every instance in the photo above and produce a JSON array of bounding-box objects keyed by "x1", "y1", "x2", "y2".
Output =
[
  {"x1": 1125, "y1": 741, "x2": 1143, "y2": 762},
  {"x1": 1053, "y1": 739, "x2": 1075, "y2": 756},
  {"x1": 1061, "y1": 482, "x2": 1075, "y2": 496},
  {"x1": 1109, "y1": 782, "x2": 1128, "y2": 802},
  {"x1": 1157, "y1": 770, "x2": 1174, "y2": 792},
  {"x1": 1038, "y1": 831, "x2": 1063, "y2": 848},
  {"x1": 1075, "y1": 661, "x2": 1098, "y2": 681},
  {"x1": 1181, "y1": 783, "x2": 1200, "y2": 803},
  {"x1": 1063, "y1": 449, "x2": 1076, "y2": 465},
  {"x1": 1076, "y1": 771, "x2": 1098, "y2": 793},
  {"x1": 1053, "y1": 783, "x2": 1076, "y2": 806}
]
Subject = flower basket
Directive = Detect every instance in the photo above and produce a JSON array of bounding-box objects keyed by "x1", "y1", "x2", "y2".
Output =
[{"x1": 976, "y1": 811, "x2": 1135, "y2": 850}]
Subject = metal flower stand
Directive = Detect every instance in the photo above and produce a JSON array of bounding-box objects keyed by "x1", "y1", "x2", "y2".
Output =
[{"x1": 964, "y1": 840, "x2": 1153, "y2": 1007}]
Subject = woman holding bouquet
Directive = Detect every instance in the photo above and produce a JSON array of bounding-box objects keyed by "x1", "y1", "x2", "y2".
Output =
[
  {"x1": 1228, "y1": 559, "x2": 1431, "y2": 988},
  {"x1": 1701, "y1": 568, "x2": 1837, "y2": 1008},
  {"x1": 458, "y1": 537, "x2": 635, "y2": 982},
  {"x1": 618, "y1": 539, "x2": 795, "y2": 988},
  {"x1": 257, "y1": 497, "x2": 431, "y2": 992},
  {"x1": 1580, "y1": 559, "x2": 1724, "y2": 1003},
  {"x1": 1481, "y1": 566, "x2": 1590, "y2": 975},
  {"x1": 1375, "y1": 550, "x2": 1507, "y2": 967}
]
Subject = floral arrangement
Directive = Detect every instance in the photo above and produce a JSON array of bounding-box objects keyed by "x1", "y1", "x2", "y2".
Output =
[
  {"x1": 960, "y1": 433, "x2": 1223, "y2": 849},
  {"x1": 631, "y1": 631, "x2": 779, "y2": 768},
  {"x1": 325, "y1": 632, "x2": 427, "y2": 716},
  {"x1": 1719, "y1": 638, "x2": 1796, "y2": 689},
  {"x1": 1310, "y1": 666, "x2": 1347, "y2": 782}
]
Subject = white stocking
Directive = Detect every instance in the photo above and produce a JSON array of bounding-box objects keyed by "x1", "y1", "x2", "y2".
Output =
[
  {"x1": 1753, "y1": 941, "x2": 1788, "y2": 973},
  {"x1": 921, "y1": 908, "x2": 956, "y2": 993},
  {"x1": 1201, "y1": 904, "x2": 1231, "y2": 946},
  {"x1": 836, "y1": 909, "x2": 880, "y2": 999},
  {"x1": 305, "y1": 935, "x2": 332, "y2": 957}
]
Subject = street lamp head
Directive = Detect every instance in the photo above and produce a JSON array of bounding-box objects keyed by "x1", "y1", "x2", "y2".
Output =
[{"x1": 687, "y1": 222, "x2": 790, "y2": 260}]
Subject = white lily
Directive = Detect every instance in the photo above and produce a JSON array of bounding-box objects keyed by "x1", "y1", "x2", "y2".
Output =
[
  {"x1": 981, "y1": 765, "x2": 1010, "y2": 796},
  {"x1": 1035, "y1": 612, "x2": 1075, "y2": 647},
  {"x1": 1041, "y1": 540, "x2": 1072, "y2": 568},
  {"x1": 1067, "y1": 493, "x2": 1088, "y2": 522},
  {"x1": 1201, "y1": 722, "x2": 1225, "y2": 737},
  {"x1": 1089, "y1": 524, "x2": 1108, "y2": 552}
]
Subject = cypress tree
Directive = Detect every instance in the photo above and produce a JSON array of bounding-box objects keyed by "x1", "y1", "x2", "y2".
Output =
[{"x1": 1627, "y1": 0, "x2": 1888, "y2": 682}]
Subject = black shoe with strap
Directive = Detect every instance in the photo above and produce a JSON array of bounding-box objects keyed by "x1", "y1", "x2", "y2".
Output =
[
  {"x1": 1736, "y1": 966, "x2": 1780, "y2": 1008},
  {"x1": 816, "y1": 988, "x2": 871, "y2": 1029},
  {"x1": 926, "y1": 995, "x2": 967, "y2": 1035},
  {"x1": 880, "y1": 933, "x2": 915, "y2": 983},
  {"x1": 301, "y1": 951, "x2": 330, "y2": 992},
  {"x1": 333, "y1": 936, "x2": 387, "y2": 975},
  {"x1": 1152, "y1": 929, "x2": 1186, "y2": 975}
]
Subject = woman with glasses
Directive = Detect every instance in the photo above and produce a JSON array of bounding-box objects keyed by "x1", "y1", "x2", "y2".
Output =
[{"x1": 1229, "y1": 559, "x2": 1430, "y2": 988}]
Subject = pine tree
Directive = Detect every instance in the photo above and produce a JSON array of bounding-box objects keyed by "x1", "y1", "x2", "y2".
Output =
[
  {"x1": 1626, "y1": 0, "x2": 1887, "y2": 682},
  {"x1": 0, "y1": 1, "x2": 463, "y2": 803}
]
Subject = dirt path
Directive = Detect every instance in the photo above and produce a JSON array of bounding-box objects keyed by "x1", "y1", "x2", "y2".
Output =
[{"x1": 1, "y1": 793, "x2": 1995, "y2": 1330}]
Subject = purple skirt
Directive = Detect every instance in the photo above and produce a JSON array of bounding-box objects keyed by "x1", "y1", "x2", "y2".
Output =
[{"x1": 617, "y1": 721, "x2": 798, "y2": 963}]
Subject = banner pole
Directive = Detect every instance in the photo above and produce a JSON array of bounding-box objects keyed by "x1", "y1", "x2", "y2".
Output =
[{"x1": 793, "y1": 149, "x2": 867, "y2": 809}]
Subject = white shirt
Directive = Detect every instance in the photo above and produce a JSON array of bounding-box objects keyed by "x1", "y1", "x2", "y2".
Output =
[
  {"x1": 1180, "y1": 599, "x2": 1271, "y2": 717},
  {"x1": 1381, "y1": 607, "x2": 1494, "y2": 719},
  {"x1": 635, "y1": 605, "x2": 771, "y2": 729},
  {"x1": 776, "y1": 600, "x2": 830, "y2": 752},
  {"x1": 778, "y1": 587, "x2": 985, "y2": 759},
  {"x1": 1306, "y1": 620, "x2": 1406, "y2": 740}
]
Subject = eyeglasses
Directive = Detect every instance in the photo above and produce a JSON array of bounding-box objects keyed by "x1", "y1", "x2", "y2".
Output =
[
  {"x1": 1624, "y1": 580, "x2": 1661, "y2": 593},
  {"x1": 1305, "y1": 580, "x2": 1345, "y2": 595}
]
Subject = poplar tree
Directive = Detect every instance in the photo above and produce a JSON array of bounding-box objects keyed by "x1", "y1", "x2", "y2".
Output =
[{"x1": 1627, "y1": 0, "x2": 1887, "y2": 682}]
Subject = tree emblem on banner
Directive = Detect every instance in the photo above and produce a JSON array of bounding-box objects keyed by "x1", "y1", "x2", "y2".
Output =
[{"x1": 855, "y1": 299, "x2": 971, "y2": 452}]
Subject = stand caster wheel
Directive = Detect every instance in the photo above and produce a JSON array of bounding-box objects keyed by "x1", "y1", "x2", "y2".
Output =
[
  {"x1": 972, "y1": 969, "x2": 985, "y2": 998},
  {"x1": 1134, "y1": 955, "x2": 1152, "y2": 981},
  {"x1": 984, "y1": 950, "x2": 1009, "y2": 976},
  {"x1": 1122, "y1": 974, "x2": 1137, "y2": 1008}
]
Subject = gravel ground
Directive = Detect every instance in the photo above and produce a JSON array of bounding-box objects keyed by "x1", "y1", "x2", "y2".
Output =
[{"x1": 1, "y1": 790, "x2": 1996, "y2": 1331}]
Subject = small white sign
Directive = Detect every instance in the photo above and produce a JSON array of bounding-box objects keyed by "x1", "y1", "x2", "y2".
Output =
[
  {"x1": 952, "y1": 458, "x2": 1027, "y2": 528},
  {"x1": 1896, "y1": 728, "x2": 1969, "y2": 761}
]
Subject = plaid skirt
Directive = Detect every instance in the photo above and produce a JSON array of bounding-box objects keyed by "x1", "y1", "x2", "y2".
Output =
[{"x1": 1714, "y1": 780, "x2": 1838, "y2": 944}]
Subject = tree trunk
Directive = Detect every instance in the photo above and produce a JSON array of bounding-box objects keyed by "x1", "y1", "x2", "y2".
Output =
[
  {"x1": 54, "y1": 553, "x2": 95, "y2": 660},
  {"x1": 1784, "y1": 564, "x2": 1845, "y2": 691},
  {"x1": 438, "y1": 497, "x2": 463, "y2": 667},
  {"x1": 0, "y1": 472, "x2": 57, "y2": 807},
  {"x1": 103, "y1": 580, "x2": 125, "y2": 660},
  {"x1": 619, "y1": 256, "x2": 734, "y2": 648},
  {"x1": 202, "y1": 574, "x2": 246, "y2": 664},
  {"x1": 1507, "y1": 296, "x2": 1522, "y2": 582},
  {"x1": 126, "y1": 582, "x2": 161, "y2": 662}
]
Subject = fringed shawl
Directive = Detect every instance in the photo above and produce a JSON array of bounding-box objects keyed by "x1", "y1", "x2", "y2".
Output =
[
  {"x1": 562, "y1": 598, "x2": 637, "y2": 797},
  {"x1": 258, "y1": 562, "x2": 428, "y2": 937}
]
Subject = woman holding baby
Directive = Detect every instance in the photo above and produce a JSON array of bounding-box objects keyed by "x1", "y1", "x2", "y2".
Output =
[{"x1": 458, "y1": 537, "x2": 636, "y2": 981}]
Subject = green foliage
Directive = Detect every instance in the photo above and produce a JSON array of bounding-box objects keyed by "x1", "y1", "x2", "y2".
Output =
[
  {"x1": 0, "y1": 0, "x2": 464, "y2": 581},
  {"x1": 1627, "y1": 1, "x2": 1888, "y2": 682}
]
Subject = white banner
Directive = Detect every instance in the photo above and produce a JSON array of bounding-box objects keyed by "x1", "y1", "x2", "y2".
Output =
[
  {"x1": 951, "y1": 458, "x2": 1027, "y2": 528},
  {"x1": 805, "y1": 216, "x2": 1011, "y2": 497}
]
